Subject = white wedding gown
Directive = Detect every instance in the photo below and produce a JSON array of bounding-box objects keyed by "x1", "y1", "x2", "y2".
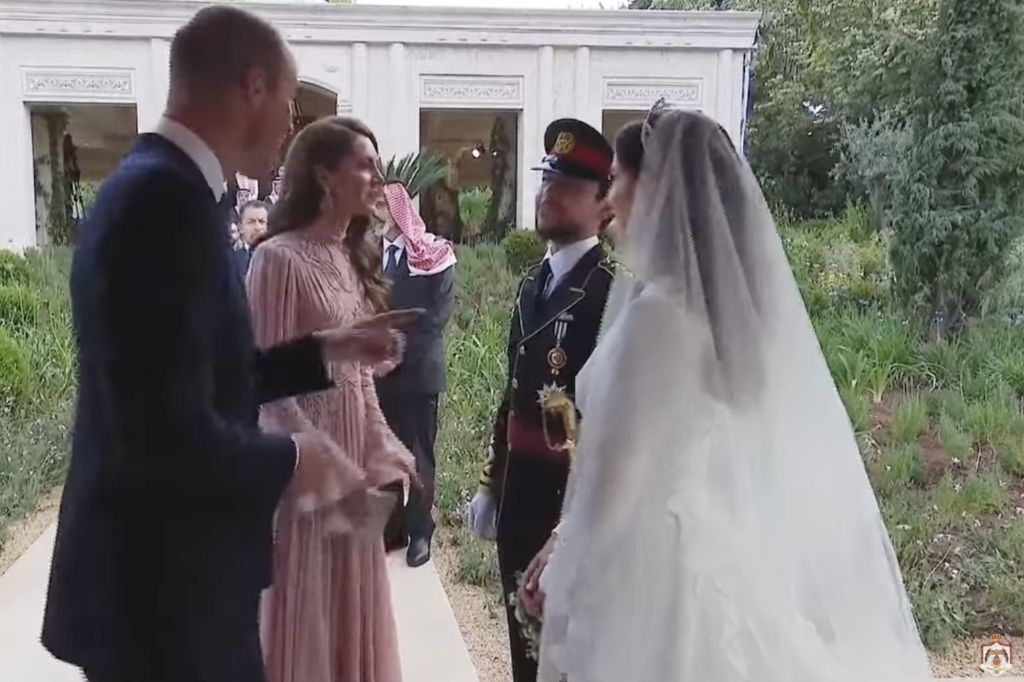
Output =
[{"x1": 535, "y1": 111, "x2": 933, "y2": 682}]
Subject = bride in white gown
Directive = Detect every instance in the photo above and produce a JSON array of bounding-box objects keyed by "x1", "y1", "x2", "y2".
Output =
[{"x1": 533, "y1": 109, "x2": 933, "y2": 682}]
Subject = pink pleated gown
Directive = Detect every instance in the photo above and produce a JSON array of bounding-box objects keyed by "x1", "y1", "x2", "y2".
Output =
[{"x1": 246, "y1": 230, "x2": 413, "y2": 682}]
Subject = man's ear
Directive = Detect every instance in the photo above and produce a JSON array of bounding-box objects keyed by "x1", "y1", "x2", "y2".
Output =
[
  {"x1": 599, "y1": 197, "x2": 614, "y2": 227},
  {"x1": 241, "y1": 65, "x2": 268, "y2": 105}
]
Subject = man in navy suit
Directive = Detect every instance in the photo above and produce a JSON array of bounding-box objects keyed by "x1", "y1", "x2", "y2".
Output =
[{"x1": 41, "y1": 7, "x2": 417, "y2": 681}]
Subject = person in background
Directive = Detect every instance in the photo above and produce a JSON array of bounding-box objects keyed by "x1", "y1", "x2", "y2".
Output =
[
  {"x1": 466, "y1": 118, "x2": 615, "y2": 682},
  {"x1": 267, "y1": 165, "x2": 285, "y2": 204},
  {"x1": 240, "y1": 199, "x2": 270, "y2": 246},
  {"x1": 373, "y1": 181, "x2": 456, "y2": 568},
  {"x1": 235, "y1": 172, "x2": 259, "y2": 214},
  {"x1": 229, "y1": 199, "x2": 269, "y2": 282}
]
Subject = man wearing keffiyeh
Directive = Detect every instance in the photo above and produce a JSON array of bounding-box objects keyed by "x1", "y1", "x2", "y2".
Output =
[{"x1": 374, "y1": 182, "x2": 456, "y2": 567}]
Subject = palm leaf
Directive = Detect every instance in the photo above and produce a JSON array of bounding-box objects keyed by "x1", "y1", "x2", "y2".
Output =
[{"x1": 377, "y1": 152, "x2": 448, "y2": 199}]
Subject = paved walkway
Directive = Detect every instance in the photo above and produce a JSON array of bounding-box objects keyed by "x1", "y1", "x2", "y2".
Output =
[
  {"x1": 0, "y1": 524, "x2": 478, "y2": 682},
  {"x1": 5, "y1": 527, "x2": 1024, "y2": 682}
]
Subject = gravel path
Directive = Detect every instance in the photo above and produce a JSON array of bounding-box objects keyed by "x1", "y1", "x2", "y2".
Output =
[
  {"x1": 430, "y1": 522, "x2": 1017, "y2": 681},
  {"x1": 2, "y1": 492, "x2": 1012, "y2": 681},
  {"x1": 929, "y1": 634, "x2": 1022, "y2": 678},
  {"x1": 432, "y1": 528, "x2": 511, "y2": 682}
]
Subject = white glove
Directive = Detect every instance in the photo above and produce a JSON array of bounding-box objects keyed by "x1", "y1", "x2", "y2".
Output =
[{"x1": 466, "y1": 489, "x2": 498, "y2": 541}]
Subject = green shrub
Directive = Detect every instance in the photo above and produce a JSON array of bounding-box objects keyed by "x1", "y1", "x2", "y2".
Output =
[
  {"x1": 891, "y1": 394, "x2": 928, "y2": 444},
  {"x1": 0, "y1": 328, "x2": 30, "y2": 407},
  {"x1": 938, "y1": 414, "x2": 972, "y2": 460},
  {"x1": 0, "y1": 251, "x2": 29, "y2": 287},
  {"x1": 938, "y1": 473, "x2": 1009, "y2": 517},
  {"x1": 997, "y1": 439, "x2": 1024, "y2": 477},
  {"x1": 839, "y1": 385, "x2": 870, "y2": 432},
  {"x1": 501, "y1": 229, "x2": 546, "y2": 274},
  {"x1": 0, "y1": 285, "x2": 37, "y2": 335},
  {"x1": 908, "y1": 580, "x2": 969, "y2": 651},
  {"x1": 877, "y1": 444, "x2": 925, "y2": 492},
  {"x1": 458, "y1": 186, "x2": 493, "y2": 239}
]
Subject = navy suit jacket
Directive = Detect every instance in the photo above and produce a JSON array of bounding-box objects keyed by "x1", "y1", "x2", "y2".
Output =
[
  {"x1": 375, "y1": 251, "x2": 454, "y2": 396},
  {"x1": 42, "y1": 134, "x2": 332, "y2": 674}
]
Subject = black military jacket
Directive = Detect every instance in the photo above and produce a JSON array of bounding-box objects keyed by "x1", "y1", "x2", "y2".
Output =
[{"x1": 481, "y1": 244, "x2": 614, "y2": 523}]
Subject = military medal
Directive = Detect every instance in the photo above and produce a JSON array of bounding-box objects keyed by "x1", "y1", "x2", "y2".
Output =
[
  {"x1": 548, "y1": 318, "x2": 569, "y2": 374},
  {"x1": 547, "y1": 346, "x2": 567, "y2": 373}
]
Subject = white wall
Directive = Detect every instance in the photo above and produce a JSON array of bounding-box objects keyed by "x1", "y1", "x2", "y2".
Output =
[{"x1": 0, "y1": 0, "x2": 759, "y2": 250}]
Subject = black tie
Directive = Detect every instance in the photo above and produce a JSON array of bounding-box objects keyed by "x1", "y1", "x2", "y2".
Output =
[
  {"x1": 385, "y1": 245, "x2": 401, "y2": 277},
  {"x1": 535, "y1": 259, "x2": 552, "y2": 309}
]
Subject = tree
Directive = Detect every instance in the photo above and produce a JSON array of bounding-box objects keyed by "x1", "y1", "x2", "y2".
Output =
[
  {"x1": 483, "y1": 115, "x2": 517, "y2": 241},
  {"x1": 632, "y1": 0, "x2": 938, "y2": 219},
  {"x1": 835, "y1": 111, "x2": 911, "y2": 232},
  {"x1": 378, "y1": 152, "x2": 447, "y2": 200},
  {"x1": 889, "y1": 0, "x2": 1024, "y2": 338}
]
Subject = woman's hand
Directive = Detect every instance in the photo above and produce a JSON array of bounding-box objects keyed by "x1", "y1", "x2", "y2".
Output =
[
  {"x1": 520, "y1": 534, "x2": 557, "y2": 619},
  {"x1": 315, "y1": 309, "x2": 422, "y2": 365}
]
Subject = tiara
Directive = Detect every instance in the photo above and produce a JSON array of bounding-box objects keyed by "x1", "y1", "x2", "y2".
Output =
[{"x1": 641, "y1": 97, "x2": 670, "y2": 149}]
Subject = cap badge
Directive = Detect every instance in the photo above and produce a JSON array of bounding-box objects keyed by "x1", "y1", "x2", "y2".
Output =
[{"x1": 553, "y1": 132, "x2": 576, "y2": 155}]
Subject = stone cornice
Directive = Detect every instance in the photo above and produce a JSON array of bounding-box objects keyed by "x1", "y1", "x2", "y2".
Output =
[{"x1": 0, "y1": 1, "x2": 761, "y2": 50}]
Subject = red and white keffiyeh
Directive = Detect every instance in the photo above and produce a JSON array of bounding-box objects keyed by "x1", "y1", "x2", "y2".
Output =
[{"x1": 383, "y1": 183, "x2": 457, "y2": 277}]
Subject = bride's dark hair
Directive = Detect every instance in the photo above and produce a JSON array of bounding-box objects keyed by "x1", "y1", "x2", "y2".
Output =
[
  {"x1": 266, "y1": 116, "x2": 389, "y2": 312},
  {"x1": 614, "y1": 112, "x2": 662, "y2": 176}
]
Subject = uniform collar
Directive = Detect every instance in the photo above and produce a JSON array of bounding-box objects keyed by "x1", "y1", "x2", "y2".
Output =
[
  {"x1": 153, "y1": 116, "x2": 226, "y2": 201},
  {"x1": 546, "y1": 235, "x2": 600, "y2": 287}
]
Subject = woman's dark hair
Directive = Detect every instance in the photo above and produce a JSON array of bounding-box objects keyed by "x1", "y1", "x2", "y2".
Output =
[
  {"x1": 266, "y1": 116, "x2": 389, "y2": 312},
  {"x1": 614, "y1": 112, "x2": 662, "y2": 177}
]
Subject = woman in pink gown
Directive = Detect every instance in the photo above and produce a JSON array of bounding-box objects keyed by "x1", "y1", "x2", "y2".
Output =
[{"x1": 247, "y1": 116, "x2": 415, "y2": 682}]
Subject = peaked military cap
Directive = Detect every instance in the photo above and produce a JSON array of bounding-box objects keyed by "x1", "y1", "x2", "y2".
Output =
[{"x1": 532, "y1": 118, "x2": 613, "y2": 183}]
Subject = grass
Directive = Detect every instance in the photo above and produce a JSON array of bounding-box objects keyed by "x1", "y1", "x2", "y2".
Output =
[
  {"x1": 4, "y1": 215, "x2": 1024, "y2": 652},
  {"x1": 0, "y1": 248, "x2": 74, "y2": 552}
]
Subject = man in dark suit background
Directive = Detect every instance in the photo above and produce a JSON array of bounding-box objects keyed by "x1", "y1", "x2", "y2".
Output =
[
  {"x1": 230, "y1": 199, "x2": 269, "y2": 282},
  {"x1": 42, "y1": 7, "x2": 417, "y2": 681},
  {"x1": 374, "y1": 182, "x2": 456, "y2": 568}
]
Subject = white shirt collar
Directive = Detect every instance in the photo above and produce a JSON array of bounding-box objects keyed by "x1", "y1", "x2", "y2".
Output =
[
  {"x1": 153, "y1": 116, "x2": 226, "y2": 201},
  {"x1": 384, "y1": 234, "x2": 406, "y2": 251},
  {"x1": 546, "y1": 235, "x2": 600, "y2": 289},
  {"x1": 383, "y1": 234, "x2": 406, "y2": 267}
]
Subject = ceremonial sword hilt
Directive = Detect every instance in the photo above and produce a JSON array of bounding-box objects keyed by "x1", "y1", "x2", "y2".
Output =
[{"x1": 538, "y1": 384, "x2": 577, "y2": 459}]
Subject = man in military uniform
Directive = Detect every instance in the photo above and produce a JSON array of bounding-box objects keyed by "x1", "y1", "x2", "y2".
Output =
[{"x1": 467, "y1": 118, "x2": 615, "y2": 682}]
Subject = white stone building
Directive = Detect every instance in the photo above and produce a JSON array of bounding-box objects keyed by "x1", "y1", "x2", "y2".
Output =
[{"x1": 0, "y1": 0, "x2": 759, "y2": 250}]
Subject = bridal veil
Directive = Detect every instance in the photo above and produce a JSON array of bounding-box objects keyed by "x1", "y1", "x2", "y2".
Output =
[{"x1": 536, "y1": 110, "x2": 932, "y2": 682}]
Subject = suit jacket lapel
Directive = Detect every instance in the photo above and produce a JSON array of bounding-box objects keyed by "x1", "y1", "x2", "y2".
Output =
[{"x1": 517, "y1": 268, "x2": 542, "y2": 337}]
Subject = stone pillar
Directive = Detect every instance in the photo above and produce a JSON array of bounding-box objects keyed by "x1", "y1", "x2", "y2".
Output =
[
  {"x1": 386, "y1": 42, "x2": 418, "y2": 159},
  {"x1": 350, "y1": 42, "x2": 369, "y2": 120},
  {"x1": 573, "y1": 46, "x2": 599, "y2": 130},
  {"x1": 715, "y1": 48, "x2": 741, "y2": 145},
  {"x1": 137, "y1": 38, "x2": 170, "y2": 133},
  {"x1": 0, "y1": 36, "x2": 36, "y2": 251},
  {"x1": 520, "y1": 45, "x2": 555, "y2": 230}
]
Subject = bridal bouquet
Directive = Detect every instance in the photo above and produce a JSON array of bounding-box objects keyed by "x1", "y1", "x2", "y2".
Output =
[{"x1": 508, "y1": 571, "x2": 543, "y2": 661}]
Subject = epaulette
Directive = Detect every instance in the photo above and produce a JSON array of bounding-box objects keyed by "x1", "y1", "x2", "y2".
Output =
[{"x1": 596, "y1": 255, "x2": 619, "y2": 278}]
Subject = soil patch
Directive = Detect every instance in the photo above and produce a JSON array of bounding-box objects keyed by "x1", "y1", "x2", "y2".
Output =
[{"x1": 0, "y1": 486, "x2": 62, "y2": 577}]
